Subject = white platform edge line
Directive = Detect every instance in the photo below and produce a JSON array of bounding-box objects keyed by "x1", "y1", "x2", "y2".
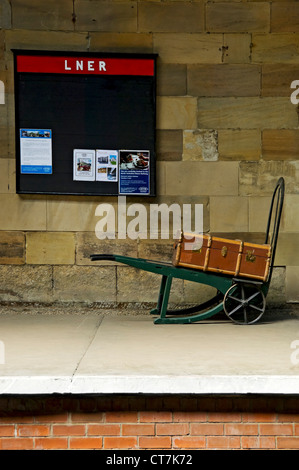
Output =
[{"x1": 0, "y1": 375, "x2": 299, "y2": 394}]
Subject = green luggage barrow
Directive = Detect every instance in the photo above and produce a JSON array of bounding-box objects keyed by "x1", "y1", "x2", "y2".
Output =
[{"x1": 91, "y1": 178, "x2": 284, "y2": 325}]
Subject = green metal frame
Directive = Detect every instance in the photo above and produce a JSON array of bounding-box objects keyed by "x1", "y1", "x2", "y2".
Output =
[{"x1": 90, "y1": 178, "x2": 284, "y2": 325}]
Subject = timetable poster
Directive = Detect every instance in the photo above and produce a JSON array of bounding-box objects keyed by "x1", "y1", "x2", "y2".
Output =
[
  {"x1": 119, "y1": 150, "x2": 150, "y2": 195},
  {"x1": 20, "y1": 129, "x2": 52, "y2": 174}
]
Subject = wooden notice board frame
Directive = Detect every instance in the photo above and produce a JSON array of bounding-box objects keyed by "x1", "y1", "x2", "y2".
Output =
[{"x1": 13, "y1": 50, "x2": 157, "y2": 196}]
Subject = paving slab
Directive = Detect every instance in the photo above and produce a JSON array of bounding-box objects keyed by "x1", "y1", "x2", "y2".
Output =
[{"x1": 0, "y1": 309, "x2": 298, "y2": 395}]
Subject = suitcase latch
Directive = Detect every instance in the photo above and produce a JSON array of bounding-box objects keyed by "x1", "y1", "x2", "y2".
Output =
[
  {"x1": 246, "y1": 250, "x2": 256, "y2": 263},
  {"x1": 221, "y1": 246, "x2": 228, "y2": 257}
]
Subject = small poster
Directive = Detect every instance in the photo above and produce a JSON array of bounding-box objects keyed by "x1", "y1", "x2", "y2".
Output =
[
  {"x1": 119, "y1": 150, "x2": 150, "y2": 195},
  {"x1": 20, "y1": 129, "x2": 52, "y2": 174},
  {"x1": 96, "y1": 149, "x2": 118, "y2": 182},
  {"x1": 73, "y1": 149, "x2": 95, "y2": 181}
]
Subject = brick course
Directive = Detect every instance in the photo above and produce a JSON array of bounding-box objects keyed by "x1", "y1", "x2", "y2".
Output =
[{"x1": 0, "y1": 395, "x2": 298, "y2": 450}]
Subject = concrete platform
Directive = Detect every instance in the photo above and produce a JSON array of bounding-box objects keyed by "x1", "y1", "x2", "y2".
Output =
[{"x1": 0, "y1": 305, "x2": 299, "y2": 395}]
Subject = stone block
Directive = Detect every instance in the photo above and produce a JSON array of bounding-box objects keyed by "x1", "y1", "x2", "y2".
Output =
[
  {"x1": 156, "y1": 161, "x2": 167, "y2": 196},
  {"x1": 218, "y1": 130, "x2": 261, "y2": 161},
  {"x1": 0, "y1": 194, "x2": 47, "y2": 230},
  {"x1": 89, "y1": 32, "x2": 153, "y2": 53},
  {"x1": 156, "y1": 64, "x2": 187, "y2": 97},
  {"x1": 6, "y1": 159, "x2": 16, "y2": 193},
  {"x1": 75, "y1": 0, "x2": 137, "y2": 32},
  {"x1": 137, "y1": 239, "x2": 174, "y2": 264},
  {"x1": 282, "y1": 195, "x2": 299, "y2": 233},
  {"x1": 206, "y1": 3, "x2": 270, "y2": 33},
  {"x1": 26, "y1": 232, "x2": 75, "y2": 265},
  {"x1": 187, "y1": 65, "x2": 261, "y2": 97},
  {"x1": 0, "y1": 231, "x2": 25, "y2": 265},
  {"x1": 223, "y1": 34, "x2": 252, "y2": 64},
  {"x1": 0, "y1": 102, "x2": 7, "y2": 128},
  {"x1": 262, "y1": 64, "x2": 299, "y2": 97},
  {"x1": 248, "y1": 196, "x2": 273, "y2": 234},
  {"x1": 262, "y1": 130, "x2": 299, "y2": 160},
  {"x1": 11, "y1": 0, "x2": 73, "y2": 30},
  {"x1": 165, "y1": 161, "x2": 239, "y2": 196},
  {"x1": 271, "y1": 2, "x2": 299, "y2": 33},
  {"x1": 5, "y1": 30, "x2": 89, "y2": 54},
  {"x1": 276, "y1": 233, "x2": 299, "y2": 266},
  {"x1": 53, "y1": 265, "x2": 116, "y2": 303},
  {"x1": 0, "y1": 128, "x2": 10, "y2": 160},
  {"x1": 1, "y1": 95, "x2": 15, "y2": 159},
  {"x1": 0, "y1": 159, "x2": 9, "y2": 193},
  {"x1": 0, "y1": 0, "x2": 11, "y2": 29},
  {"x1": 156, "y1": 130, "x2": 183, "y2": 162},
  {"x1": 116, "y1": 266, "x2": 160, "y2": 303},
  {"x1": 183, "y1": 130, "x2": 218, "y2": 161},
  {"x1": 116, "y1": 265, "x2": 183, "y2": 304},
  {"x1": 286, "y1": 266, "x2": 299, "y2": 302},
  {"x1": 239, "y1": 161, "x2": 299, "y2": 196},
  {"x1": 210, "y1": 196, "x2": 249, "y2": 233},
  {"x1": 156, "y1": 97, "x2": 197, "y2": 130},
  {"x1": 138, "y1": 2, "x2": 204, "y2": 33},
  {"x1": 252, "y1": 33, "x2": 299, "y2": 64},
  {"x1": 0, "y1": 70, "x2": 7, "y2": 102},
  {"x1": 0, "y1": 265, "x2": 52, "y2": 302},
  {"x1": 76, "y1": 232, "x2": 138, "y2": 266},
  {"x1": 198, "y1": 97, "x2": 297, "y2": 129},
  {"x1": 47, "y1": 196, "x2": 112, "y2": 232},
  {"x1": 267, "y1": 267, "x2": 286, "y2": 305},
  {"x1": 0, "y1": 60, "x2": 14, "y2": 95},
  {"x1": 213, "y1": 232, "x2": 266, "y2": 246},
  {"x1": 153, "y1": 33, "x2": 223, "y2": 64}
]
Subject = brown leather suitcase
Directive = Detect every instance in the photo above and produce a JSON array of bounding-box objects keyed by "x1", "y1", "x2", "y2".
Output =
[{"x1": 172, "y1": 232, "x2": 272, "y2": 282}]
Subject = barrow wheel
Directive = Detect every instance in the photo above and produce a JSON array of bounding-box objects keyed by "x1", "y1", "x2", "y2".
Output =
[{"x1": 223, "y1": 282, "x2": 266, "y2": 325}]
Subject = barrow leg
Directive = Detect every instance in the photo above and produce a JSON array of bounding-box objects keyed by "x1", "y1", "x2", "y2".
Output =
[
  {"x1": 150, "y1": 275, "x2": 168, "y2": 316},
  {"x1": 154, "y1": 275, "x2": 173, "y2": 321}
]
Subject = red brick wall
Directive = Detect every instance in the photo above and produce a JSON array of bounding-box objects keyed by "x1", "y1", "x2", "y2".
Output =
[{"x1": 0, "y1": 395, "x2": 298, "y2": 450}]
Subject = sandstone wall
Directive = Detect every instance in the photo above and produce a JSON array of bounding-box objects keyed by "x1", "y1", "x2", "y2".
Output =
[{"x1": 0, "y1": 0, "x2": 298, "y2": 307}]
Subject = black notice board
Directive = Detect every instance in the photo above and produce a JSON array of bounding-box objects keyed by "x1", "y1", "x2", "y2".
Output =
[{"x1": 13, "y1": 50, "x2": 157, "y2": 196}]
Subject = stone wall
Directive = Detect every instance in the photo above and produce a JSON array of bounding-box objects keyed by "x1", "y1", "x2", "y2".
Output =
[{"x1": 0, "y1": 0, "x2": 298, "y2": 306}]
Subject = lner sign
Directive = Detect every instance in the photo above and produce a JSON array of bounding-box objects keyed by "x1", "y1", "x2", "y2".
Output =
[{"x1": 16, "y1": 54, "x2": 155, "y2": 76}]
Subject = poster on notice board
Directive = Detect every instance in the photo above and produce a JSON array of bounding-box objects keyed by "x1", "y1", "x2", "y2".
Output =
[
  {"x1": 73, "y1": 149, "x2": 95, "y2": 181},
  {"x1": 20, "y1": 129, "x2": 52, "y2": 174},
  {"x1": 96, "y1": 149, "x2": 118, "y2": 182},
  {"x1": 119, "y1": 150, "x2": 150, "y2": 195}
]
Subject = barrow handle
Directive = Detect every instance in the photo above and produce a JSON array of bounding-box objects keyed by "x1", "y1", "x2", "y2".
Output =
[{"x1": 90, "y1": 254, "x2": 116, "y2": 261}]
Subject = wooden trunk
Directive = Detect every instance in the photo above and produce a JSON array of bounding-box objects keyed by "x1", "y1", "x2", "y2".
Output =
[{"x1": 172, "y1": 232, "x2": 272, "y2": 282}]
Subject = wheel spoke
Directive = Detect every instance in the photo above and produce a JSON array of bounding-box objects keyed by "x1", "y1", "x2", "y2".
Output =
[
  {"x1": 226, "y1": 302, "x2": 244, "y2": 317},
  {"x1": 227, "y1": 294, "x2": 243, "y2": 303},
  {"x1": 246, "y1": 290, "x2": 261, "y2": 304},
  {"x1": 249, "y1": 303, "x2": 264, "y2": 312}
]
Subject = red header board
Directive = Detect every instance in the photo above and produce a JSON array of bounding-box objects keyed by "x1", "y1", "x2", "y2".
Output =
[{"x1": 16, "y1": 55, "x2": 155, "y2": 76}]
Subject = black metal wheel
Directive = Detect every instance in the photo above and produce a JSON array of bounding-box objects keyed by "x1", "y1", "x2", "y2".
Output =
[{"x1": 223, "y1": 282, "x2": 266, "y2": 325}]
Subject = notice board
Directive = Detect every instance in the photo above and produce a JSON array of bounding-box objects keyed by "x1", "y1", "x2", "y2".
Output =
[{"x1": 13, "y1": 50, "x2": 157, "y2": 196}]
